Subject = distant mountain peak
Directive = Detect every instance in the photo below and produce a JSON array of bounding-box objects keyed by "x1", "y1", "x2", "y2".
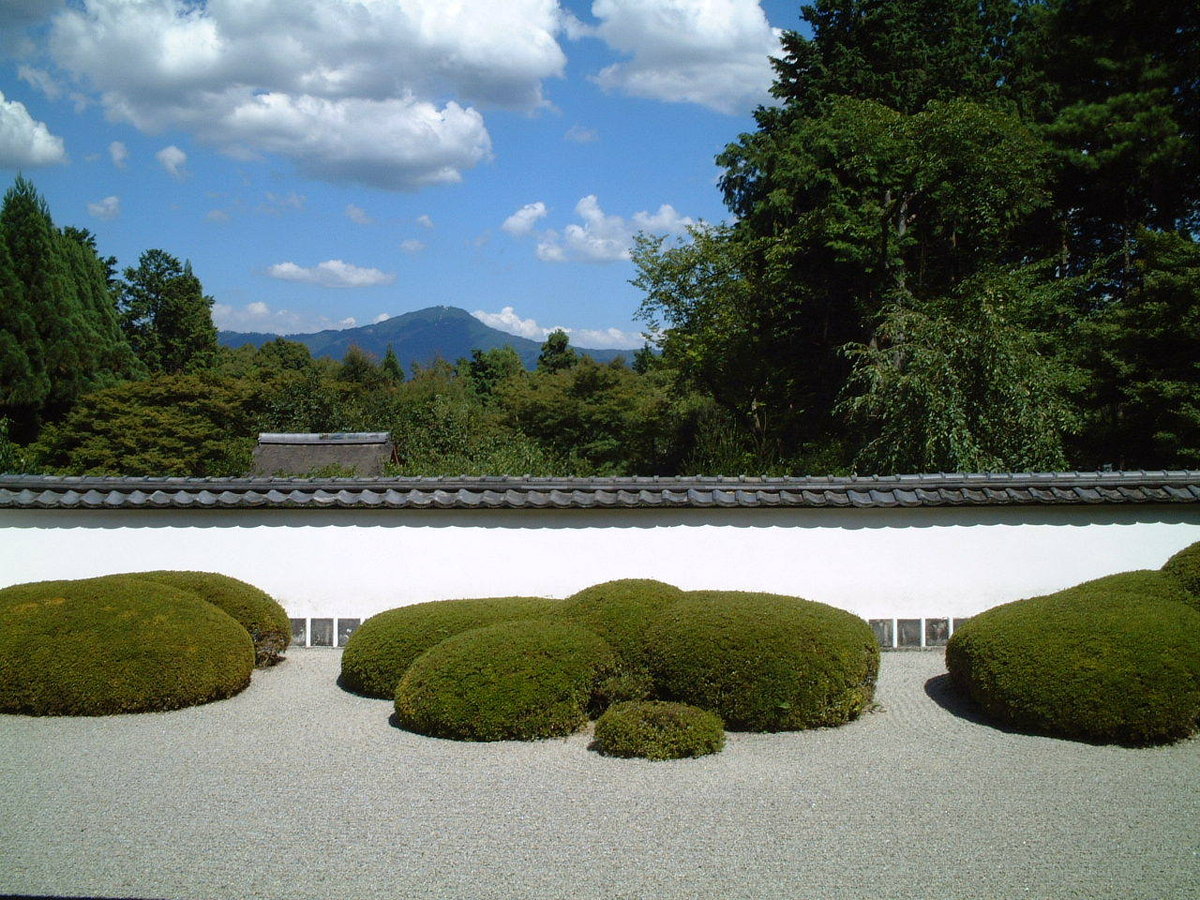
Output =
[{"x1": 218, "y1": 304, "x2": 628, "y2": 370}]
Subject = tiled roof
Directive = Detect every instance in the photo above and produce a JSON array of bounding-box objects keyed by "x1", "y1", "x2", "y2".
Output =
[{"x1": 2, "y1": 471, "x2": 1199, "y2": 511}]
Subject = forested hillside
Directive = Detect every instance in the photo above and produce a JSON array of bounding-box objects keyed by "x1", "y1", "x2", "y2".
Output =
[{"x1": 1, "y1": 0, "x2": 1197, "y2": 477}]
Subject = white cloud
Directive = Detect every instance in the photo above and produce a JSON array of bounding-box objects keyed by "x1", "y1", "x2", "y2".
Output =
[
  {"x1": 374, "y1": 313, "x2": 392, "y2": 324},
  {"x1": 156, "y1": 144, "x2": 187, "y2": 179},
  {"x1": 590, "y1": 0, "x2": 782, "y2": 114},
  {"x1": 213, "y1": 300, "x2": 365, "y2": 334},
  {"x1": 345, "y1": 203, "x2": 373, "y2": 225},
  {"x1": 416, "y1": 214, "x2": 434, "y2": 228},
  {"x1": 0, "y1": 89, "x2": 67, "y2": 167},
  {"x1": 86, "y1": 195, "x2": 120, "y2": 220},
  {"x1": 472, "y1": 306, "x2": 644, "y2": 350},
  {"x1": 564, "y1": 124, "x2": 599, "y2": 144},
  {"x1": 206, "y1": 208, "x2": 231, "y2": 223},
  {"x1": 266, "y1": 259, "x2": 396, "y2": 289},
  {"x1": 108, "y1": 140, "x2": 127, "y2": 168},
  {"x1": 400, "y1": 239, "x2": 426, "y2": 253},
  {"x1": 502, "y1": 201, "x2": 548, "y2": 236},
  {"x1": 259, "y1": 191, "x2": 306, "y2": 215},
  {"x1": 44, "y1": 0, "x2": 566, "y2": 190},
  {"x1": 535, "y1": 195, "x2": 694, "y2": 264},
  {"x1": 17, "y1": 65, "x2": 63, "y2": 99}
]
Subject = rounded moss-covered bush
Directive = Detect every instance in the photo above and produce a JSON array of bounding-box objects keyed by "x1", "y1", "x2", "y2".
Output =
[
  {"x1": 556, "y1": 579, "x2": 685, "y2": 668},
  {"x1": 0, "y1": 575, "x2": 255, "y2": 716},
  {"x1": 340, "y1": 596, "x2": 561, "y2": 698},
  {"x1": 394, "y1": 619, "x2": 616, "y2": 741},
  {"x1": 946, "y1": 583, "x2": 1200, "y2": 745},
  {"x1": 125, "y1": 570, "x2": 291, "y2": 665},
  {"x1": 644, "y1": 591, "x2": 879, "y2": 732},
  {"x1": 592, "y1": 700, "x2": 725, "y2": 760},
  {"x1": 1162, "y1": 541, "x2": 1200, "y2": 609}
]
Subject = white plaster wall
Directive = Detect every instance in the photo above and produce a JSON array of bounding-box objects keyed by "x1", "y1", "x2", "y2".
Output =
[{"x1": 2, "y1": 505, "x2": 1198, "y2": 621}]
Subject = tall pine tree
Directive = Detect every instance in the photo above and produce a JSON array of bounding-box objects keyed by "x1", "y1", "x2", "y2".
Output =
[{"x1": 118, "y1": 249, "x2": 218, "y2": 374}]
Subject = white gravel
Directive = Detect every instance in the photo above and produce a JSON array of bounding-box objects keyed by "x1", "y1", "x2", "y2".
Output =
[{"x1": 1, "y1": 650, "x2": 1198, "y2": 900}]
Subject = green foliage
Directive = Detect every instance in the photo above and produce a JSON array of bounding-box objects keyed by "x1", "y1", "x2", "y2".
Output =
[
  {"x1": 644, "y1": 591, "x2": 879, "y2": 732},
  {"x1": 592, "y1": 700, "x2": 725, "y2": 761},
  {"x1": 946, "y1": 580, "x2": 1200, "y2": 745},
  {"x1": 1162, "y1": 542, "x2": 1200, "y2": 606},
  {"x1": 840, "y1": 271, "x2": 1076, "y2": 473},
  {"x1": 394, "y1": 619, "x2": 616, "y2": 742},
  {"x1": 556, "y1": 579, "x2": 685, "y2": 672},
  {"x1": 0, "y1": 575, "x2": 254, "y2": 716},
  {"x1": 0, "y1": 416, "x2": 30, "y2": 473},
  {"x1": 340, "y1": 595, "x2": 561, "y2": 698},
  {"x1": 118, "y1": 249, "x2": 218, "y2": 374},
  {"x1": 125, "y1": 570, "x2": 290, "y2": 666},
  {"x1": 1, "y1": 177, "x2": 138, "y2": 439},
  {"x1": 32, "y1": 374, "x2": 260, "y2": 476},
  {"x1": 536, "y1": 329, "x2": 579, "y2": 374}
]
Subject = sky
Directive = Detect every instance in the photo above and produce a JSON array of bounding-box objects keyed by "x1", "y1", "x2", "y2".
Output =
[{"x1": 0, "y1": 0, "x2": 803, "y2": 350}]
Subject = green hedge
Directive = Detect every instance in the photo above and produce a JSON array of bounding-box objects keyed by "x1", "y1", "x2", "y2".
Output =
[
  {"x1": 340, "y1": 596, "x2": 561, "y2": 698},
  {"x1": 1162, "y1": 541, "x2": 1200, "y2": 609},
  {"x1": 946, "y1": 582, "x2": 1200, "y2": 745},
  {"x1": 394, "y1": 619, "x2": 616, "y2": 741},
  {"x1": 127, "y1": 570, "x2": 290, "y2": 666},
  {"x1": 0, "y1": 575, "x2": 255, "y2": 716},
  {"x1": 592, "y1": 700, "x2": 725, "y2": 760},
  {"x1": 644, "y1": 591, "x2": 879, "y2": 732}
]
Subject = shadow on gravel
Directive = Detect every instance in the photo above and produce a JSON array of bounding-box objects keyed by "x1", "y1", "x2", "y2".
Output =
[{"x1": 923, "y1": 673, "x2": 1026, "y2": 736}]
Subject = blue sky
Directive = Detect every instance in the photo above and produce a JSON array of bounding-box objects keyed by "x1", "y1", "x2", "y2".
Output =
[{"x1": 1, "y1": 0, "x2": 802, "y2": 350}]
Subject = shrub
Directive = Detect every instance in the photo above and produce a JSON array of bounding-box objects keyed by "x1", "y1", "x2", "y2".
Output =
[
  {"x1": 394, "y1": 619, "x2": 616, "y2": 741},
  {"x1": 340, "y1": 596, "x2": 561, "y2": 698},
  {"x1": 0, "y1": 575, "x2": 255, "y2": 716},
  {"x1": 644, "y1": 591, "x2": 879, "y2": 732},
  {"x1": 1162, "y1": 541, "x2": 1200, "y2": 608},
  {"x1": 592, "y1": 701, "x2": 725, "y2": 760},
  {"x1": 945, "y1": 583, "x2": 1200, "y2": 745},
  {"x1": 556, "y1": 579, "x2": 685, "y2": 669},
  {"x1": 126, "y1": 570, "x2": 291, "y2": 666}
]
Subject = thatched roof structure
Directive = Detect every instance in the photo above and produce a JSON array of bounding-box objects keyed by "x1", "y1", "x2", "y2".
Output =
[{"x1": 251, "y1": 433, "x2": 396, "y2": 477}]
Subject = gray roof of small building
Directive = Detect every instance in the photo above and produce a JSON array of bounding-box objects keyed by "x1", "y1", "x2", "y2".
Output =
[
  {"x1": 251, "y1": 432, "x2": 395, "y2": 477},
  {"x1": 2, "y1": 471, "x2": 1199, "y2": 511}
]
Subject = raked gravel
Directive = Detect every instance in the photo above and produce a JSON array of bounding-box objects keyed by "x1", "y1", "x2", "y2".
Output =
[{"x1": 1, "y1": 650, "x2": 1198, "y2": 900}]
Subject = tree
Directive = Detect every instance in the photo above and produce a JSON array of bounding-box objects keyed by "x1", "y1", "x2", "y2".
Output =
[
  {"x1": 381, "y1": 344, "x2": 405, "y2": 383},
  {"x1": 465, "y1": 346, "x2": 523, "y2": 399},
  {"x1": 118, "y1": 249, "x2": 218, "y2": 374},
  {"x1": 1, "y1": 177, "x2": 138, "y2": 438},
  {"x1": 536, "y1": 330, "x2": 579, "y2": 374}
]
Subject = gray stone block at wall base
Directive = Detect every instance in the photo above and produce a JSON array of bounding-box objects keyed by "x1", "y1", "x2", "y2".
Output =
[
  {"x1": 869, "y1": 619, "x2": 895, "y2": 649},
  {"x1": 337, "y1": 618, "x2": 360, "y2": 647},
  {"x1": 925, "y1": 618, "x2": 949, "y2": 646},
  {"x1": 290, "y1": 618, "x2": 307, "y2": 647},
  {"x1": 310, "y1": 618, "x2": 333, "y2": 647},
  {"x1": 897, "y1": 619, "x2": 922, "y2": 648}
]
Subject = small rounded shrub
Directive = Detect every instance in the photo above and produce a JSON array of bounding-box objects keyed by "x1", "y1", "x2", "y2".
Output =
[
  {"x1": 1162, "y1": 541, "x2": 1200, "y2": 609},
  {"x1": 946, "y1": 583, "x2": 1200, "y2": 745},
  {"x1": 340, "y1": 596, "x2": 561, "y2": 698},
  {"x1": 644, "y1": 591, "x2": 880, "y2": 732},
  {"x1": 592, "y1": 700, "x2": 725, "y2": 760},
  {"x1": 126, "y1": 570, "x2": 291, "y2": 666},
  {"x1": 394, "y1": 619, "x2": 616, "y2": 741},
  {"x1": 0, "y1": 575, "x2": 255, "y2": 716}
]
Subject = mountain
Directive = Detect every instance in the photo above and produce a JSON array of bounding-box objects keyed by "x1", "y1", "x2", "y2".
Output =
[{"x1": 218, "y1": 305, "x2": 632, "y2": 370}]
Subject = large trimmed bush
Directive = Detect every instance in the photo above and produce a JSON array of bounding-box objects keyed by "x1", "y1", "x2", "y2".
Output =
[
  {"x1": 1162, "y1": 541, "x2": 1200, "y2": 609},
  {"x1": 556, "y1": 579, "x2": 685, "y2": 667},
  {"x1": 340, "y1": 596, "x2": 560, "y2": 698},
  {"x1": 592, "y1": 701, "x2": 725, "y2": 760},
  {"x1": 0, "y1": 575, "x2": 255, "y2": 716},
  {"x1": 394, "y1": 619, "x2": 616, "y2": 741},
  {"x1": 946, "y1": 583, "x2": 1200, "y2": 745},
  {"x1": 127, "y1": 570, "x2": 290, "y2": 665},
  {"x1": 644, "y1": 591, "x2": 879, "y2": 732}
]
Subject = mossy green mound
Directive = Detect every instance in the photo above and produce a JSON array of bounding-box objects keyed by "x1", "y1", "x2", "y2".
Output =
[
  {"x1": 0, "y1": 576, "x2": 255, "y2": 716},
  {"x1": 556, "y1": 579, "x2": 685, "y2": 668},
  {"x1": 946, "y1": 583, "x2": 1200, "y2": 745},
  {"x1": 644, "y1": 591, "x2": 879, "y2": 732},
  {"x1": 1162, "y1": 541, "x2": 1200, "y2": 609},
  {"x1": 341, "y1": 596, "x2": 561, "y2": 698},
  {"x1": 126, "y1": 570, "x2": 290, "y2": 665},
  {"x1": 592, "y1": 700, "x2": 725, "y2": 760},
  {"x1": 394, "y1": 619, "x2": 616, "y2": 741}
]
